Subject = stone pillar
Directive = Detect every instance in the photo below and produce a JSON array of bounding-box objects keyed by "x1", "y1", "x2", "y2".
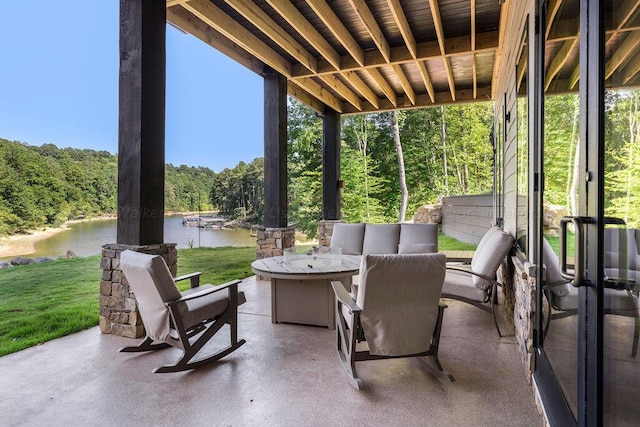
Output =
[
  {"x1": 318, "y1": 219, "x2": 342, "y2": 247},
  {"x1": 255, "y1": 226, "x2": 296, "y2": 260},
  {"x1": 99, "y1": 243, "x2": 177, "y2": 338}
]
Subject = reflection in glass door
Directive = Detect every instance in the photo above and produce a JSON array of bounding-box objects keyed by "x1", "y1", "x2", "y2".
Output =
[
  {"x1": 601, "y1": 1, "x2": 640, "y2": 423},
  {"x1": 537, "y1": 0, "x2": 640, "y2": 424}
]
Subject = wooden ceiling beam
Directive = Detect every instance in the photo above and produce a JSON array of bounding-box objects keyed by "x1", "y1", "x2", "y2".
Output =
[
  {"x1": 367, "y1": 68, "x2": 397, "y2": 107},
  {"x1": 348, "y1": 0, "x2": 391, "y2": 63},
  {"x1": 341, "y1": 71, "x2": 380, "y2": 109},
  {"x1": 341, "y1": 85, "x2": 492, "y2": 114},
  {"x1": 545, "y1": 38, "x2": 578, "y2": 90},
  {"x1": 291, "y1": 30, "x2": 498, "y2": 78},
  {"x1": 182, "y1": 0, "x2": 292, "y2": 77},
  {"x1": 166, "y1": 0, "x2": 190, "y2": 7},
  {"x1": 305, "y1": 0, "x2": 365, "y2": 67},
  {"x1": 287, "y1": 81, "x2": 324, "y2": 113},
  {"x1": 317, "y1": 74, "x2": 363, "y2": 111},
  {"x1": 181, "y1": 0, "x2": 342, "y2": 113},
  {"x1": 392, "y1": 64, "x2": 416, "y2": 105},
  {"x1": 167, "y1": 6, "x2": 264, "y2": 75},
  {"x1": 417, "y1": 61, "x2": 435, "y2": 103},
  {"x1": 622, "y1": 52, "x2": 640, "y2": 84},
  {"x1": 605, "y1": 30, "x2": 640, "y2": 80},
  {"x1": 387, "y1": 0, "x2": 417, "y2": 59},
  {"x1": 428, "y1": 0, "x2": 446, "y2": 55},
  {"x1": 292, "y1": 78, "x2": 344, "y2": 112},
  {"x1": 265, "y1": 0, "x2": 341, "y2": 70},
  {"x1": 471, "y1": 0, "x2": 476, "y2": 100},
  {"x1": 222, "y1": 0, "x2": 317, "y2": 73},
  {"x1": 491, "y1": 0, "x2": 508, "y2": 99},
  {"x1": 428, "y1": 0, "x2": 456, "y2": 101}
]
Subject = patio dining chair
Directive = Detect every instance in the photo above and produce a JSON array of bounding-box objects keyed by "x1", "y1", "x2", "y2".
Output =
[
  {"x1": 119, "y1": 250, "x2": 246, "y2": 373},
  {"x1": 331, "y1": 253, "x2": 453, "y2": 390},
  {"x1": 441, "y1": 226, "x2": 514, "y2": 337}
]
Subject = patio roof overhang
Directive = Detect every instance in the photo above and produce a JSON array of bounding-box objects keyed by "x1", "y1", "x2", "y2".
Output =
[
  {"x1": 165, "y1": 0, "x2": 640, "y2": 114},
  {"x1": 165, "y1": 0, "x2": 504, "y2": 114}
]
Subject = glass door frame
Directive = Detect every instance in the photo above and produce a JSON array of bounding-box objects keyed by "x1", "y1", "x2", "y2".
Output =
[{"x1": 533, "y1": 0, "x2": 606, "y2": 425}]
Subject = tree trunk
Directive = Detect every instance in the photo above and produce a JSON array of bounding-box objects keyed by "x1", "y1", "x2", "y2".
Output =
[
  {"x1": 440, "y1": 106, "x2": 449, "y2": 194},
  {"x1": 355, "y1": 117, "x2": 371, "y2": 219},
  {"x1": 392, "y1": 111, "x2": 409, "y2": 222},
  {"x1": 567, "y1": 96, "x2": 580, "y2": 216}
]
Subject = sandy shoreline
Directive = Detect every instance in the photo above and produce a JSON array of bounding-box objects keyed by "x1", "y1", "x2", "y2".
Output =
[{"x1": 0, "y1": 227, "x2": 69, "y2": 259}]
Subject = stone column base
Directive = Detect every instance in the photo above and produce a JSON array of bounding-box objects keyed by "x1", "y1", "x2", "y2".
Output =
[
  {"x1": 99, "y1": 243, "x2": 177, "y2": 338},
  {"x1": 317, "y1": 219, "x2": 342, "y2": 247},
  {"x1": 255, "y1": 226, "x2": 295, "y2": 280}
]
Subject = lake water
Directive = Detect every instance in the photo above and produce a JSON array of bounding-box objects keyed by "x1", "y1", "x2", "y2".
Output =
[{"x1": 27, "y1": 215, "x2": 257, "y2": 259}]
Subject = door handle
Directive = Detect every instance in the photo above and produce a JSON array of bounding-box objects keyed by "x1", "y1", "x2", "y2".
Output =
[{"x1": 559, "y1": 216, "x2": 592, "y2": 287}]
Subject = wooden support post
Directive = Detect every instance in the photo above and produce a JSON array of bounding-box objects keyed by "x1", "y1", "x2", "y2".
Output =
[
  {"x1": 322, "y1": 107, "x2": 341, "y2": 220},
  {"x1": 117, "y1": 0, "x2": 166, "y2": 245},
  {"x1": 263, "y1": 67, "x2": 288, "y2": 228}
]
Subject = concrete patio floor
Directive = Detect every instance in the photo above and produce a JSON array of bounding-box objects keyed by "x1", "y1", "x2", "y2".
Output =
[{"x1": 0, "y1": 276, "x2": 543, "y2": 426}]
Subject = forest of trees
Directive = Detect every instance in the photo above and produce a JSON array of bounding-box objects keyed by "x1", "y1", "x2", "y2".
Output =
[
  {"x1": 2, "y1": 88, "x2": 639, "y2": 238},
  {"x1": 0, "y1": 139, "x2": 217, "y2": 236}
]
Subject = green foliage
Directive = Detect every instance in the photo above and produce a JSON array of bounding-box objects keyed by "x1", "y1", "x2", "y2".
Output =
[
  {"x1": 0, "y1": 138, "x2": 218, "y2": 236},
  {"x1": 210, "y1": 158, "x2": 264, "y2": 222}
]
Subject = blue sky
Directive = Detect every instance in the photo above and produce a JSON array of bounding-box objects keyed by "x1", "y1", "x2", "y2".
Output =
[{"x1": 0, "y1": 1, "x2": 264, "y2": 172}]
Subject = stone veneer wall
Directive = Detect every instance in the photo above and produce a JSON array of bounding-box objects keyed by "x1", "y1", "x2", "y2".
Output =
[
  {"x1": 317, "y1": 219, "x2": 341, "y2": 247},
  {"x1": 511, "y1": 255, "x2": 536, "y2": 380},
  {"x1": 99, "y1": 243, "x2": 177, "y2": 338},
  {"x1": 255, "y1": 226, "x2": 296, "y2": 259}
]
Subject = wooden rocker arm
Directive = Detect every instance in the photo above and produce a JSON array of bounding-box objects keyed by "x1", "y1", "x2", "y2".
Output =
[
  {"x1": 331, "y1": 281, "x2": 361, "y2": 314},
  {"x1": 174, "y1": 271, "x2": 202, "y2": 288},
  {"x1": 446, "y1": 265, "x2": 503, "y2": 289},
  {"x1": 169, "y1": 279, "x2": 242, "y2": 305}
]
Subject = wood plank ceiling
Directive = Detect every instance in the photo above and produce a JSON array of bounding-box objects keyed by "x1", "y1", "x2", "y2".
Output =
[
  {"x1": 166, "y1": 0, "x2": 500, "y2": 114},
  {"x1": 166, "y1": 0, "x2": 640, "y2": 115}
]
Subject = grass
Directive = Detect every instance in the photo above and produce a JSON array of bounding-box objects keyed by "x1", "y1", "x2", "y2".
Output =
[{"x1": 0, "y1": 236, "x2": 474, "y2": 357}]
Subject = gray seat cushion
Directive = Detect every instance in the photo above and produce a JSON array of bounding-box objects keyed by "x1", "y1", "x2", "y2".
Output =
[
  {"x1": 470, "y1": 227, "x2": 514, "y2": 290},
  {"x1": 442, "y1": 269, "x2": 489, "y2": 302}
]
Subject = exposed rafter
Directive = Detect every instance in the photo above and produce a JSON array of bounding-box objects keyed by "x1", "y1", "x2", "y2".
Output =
[
  {"x1": 291, "y1": 31, "x2": 498, "y2": 78},
  {"x1": 471, "y1": 0, "x2": 477, "y2": 99},
  {"x1": 223, "y1": 0, "x2": 317, "y2": 73},
  {"x1": 164, "y1": 1, "x2": 511, "y2": 113},
  {"x1": 545, "y1": 0, "x2": 563, "y2": 39},
  {"x1": 428, "y1": 0, "x2": 456, "y2": 101},
  {"x1": 348, "y1": 0, "x2": 391, "y2": 62},
  {"x1": 305, "y1": 0, "x2": 365, "y2": 67},
  {"x1": 265, "y1": 0, "x2": 341, "y2": 70},
  {"x1": 621, "y1": 52, "x2": 640, "y2": 84},
  {"x1": 367, "y1": 68, "x2": 398, "y2": 107}
]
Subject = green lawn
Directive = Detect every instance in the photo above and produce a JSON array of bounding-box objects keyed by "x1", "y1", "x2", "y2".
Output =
[{"x1": 0, "y1": 235, "x2": 474, "y2": 357}]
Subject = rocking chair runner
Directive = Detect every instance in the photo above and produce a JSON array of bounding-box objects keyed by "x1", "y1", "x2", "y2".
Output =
[
  {"x1": 119, "y1": 250, "x2": 246, "y2": 373},
  {"x1": 332, "y1": 253, "x2": 454, "y2": 390}
]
